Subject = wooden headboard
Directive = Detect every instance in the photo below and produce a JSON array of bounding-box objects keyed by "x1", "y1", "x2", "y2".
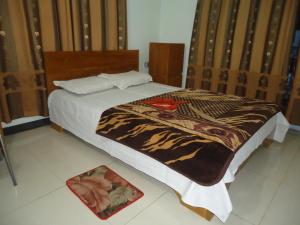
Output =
[{"x1": 44, "y1": 50, "x2": 139, "y2": 94}]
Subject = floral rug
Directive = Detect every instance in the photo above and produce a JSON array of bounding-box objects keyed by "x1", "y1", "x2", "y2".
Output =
[{"x1": 66, "y1": 165, "x2": 144, "y2": 220}]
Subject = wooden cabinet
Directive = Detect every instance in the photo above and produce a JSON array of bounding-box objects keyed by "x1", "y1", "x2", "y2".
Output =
[{"x1": 149, "y1": 43, "x2": 184, "y2": 87}]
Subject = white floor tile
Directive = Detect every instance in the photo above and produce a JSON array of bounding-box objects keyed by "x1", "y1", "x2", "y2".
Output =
[
  {"x1": 243, "y1": 133, "x2": 299, "y2": 182},
  {"x1": 1, "y1": 127, "x2": 299, "y2": 225},
  {"x1": 260, "y1": 184, "x2": 300, "y2": 225},
  {"x1": 10, "y1": 126, "x2": 115, "y2": 181},
  {"x1": 126, "y1": 191, "x2": 253, "y2": 225},
  {"x1": 105, "y1": 161, "x2": 169, "y2": 225},
  {"x1": 5, "y1": 126, "x2": 54, "y2": 149},
  {"x1": 0, "y1": 147, "x2": 63, "y2": 216},
  {"x1": 211, "y1": 214, "x2": 254, "y2": 225},
  {"x1": 282, "y1": 150, "x2": 300, "y2": 190},
  {"x1": 0, "y1": 187, "x2": 109, "y2": 225},
  {"x1": 229, "y1": 169, "x2": 280, "y2": 225}
]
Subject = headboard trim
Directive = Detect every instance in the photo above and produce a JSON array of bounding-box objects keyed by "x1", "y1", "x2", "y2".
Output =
[{"x1": 44, "y1": 50, "x2": 139, "y2": 94}]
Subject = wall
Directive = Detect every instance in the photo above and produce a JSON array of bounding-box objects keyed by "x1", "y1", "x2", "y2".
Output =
[
  {"x1": 127, "y1": 0, "x2": 161, "y2": 72},
  {"x1": 127, "y1": 0, "x2": 197, "y2": 85},
  {"x1": 158, "y1": 0, "x2": 197, "y2": 87}
]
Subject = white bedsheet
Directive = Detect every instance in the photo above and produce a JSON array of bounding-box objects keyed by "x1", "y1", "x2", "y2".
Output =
[{"x1": 48, "y1": 82, "x2": 289, "y2": 222}]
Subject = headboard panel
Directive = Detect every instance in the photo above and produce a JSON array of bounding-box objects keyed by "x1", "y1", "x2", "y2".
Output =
[{"x1": 44, "y1": 50, "x2": 139, "y2": 94}]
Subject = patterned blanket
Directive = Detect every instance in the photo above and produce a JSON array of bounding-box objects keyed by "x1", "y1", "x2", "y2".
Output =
[{"x1": 96, "y1": 89, "x2": 279, "y2": 186}]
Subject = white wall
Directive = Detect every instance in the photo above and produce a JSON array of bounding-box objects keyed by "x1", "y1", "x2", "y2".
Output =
[
  {"x1": 159, "y1": 0, "x2": 197, "y2": 87},
  {"x1": 127, "y1": 0, "x2": 197, "y2": 86},
  {"x1": 127, "y1": 0, "x2": 162, "y2": 72}
]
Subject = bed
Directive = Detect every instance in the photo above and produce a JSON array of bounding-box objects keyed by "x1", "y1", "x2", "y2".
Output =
[{"x1": 44, "y1": 50, "x2": 289, "y2": 223}]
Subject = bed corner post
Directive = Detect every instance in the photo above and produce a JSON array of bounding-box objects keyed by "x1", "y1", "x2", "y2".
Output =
[
  {"x1": 174, "y1": 191, "x2": 214, "y2": 221},
  {"x1": 262, "y1": 139, "x2": 273, "y2": 148},
  {"x1": 51, "y1": 122, "x2": 64, "y2": 133}
]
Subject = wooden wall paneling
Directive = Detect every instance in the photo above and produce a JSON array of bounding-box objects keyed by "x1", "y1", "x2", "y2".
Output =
[
  {"x1": 195, "y1": 0, "x2": 211, "y2": 69},
  {"x1": 289, "y1": 98, "x2": 300, "y2": 125},
  {"x1": 89, "y1": 0, "x2": 103, "y2": 50},
  {"x1": 214, "y1": 0, "x2": 230, "y2": 69},
  {"x1": 271, "y1": 0, "x2": 298, "y2": 75},
  {"x1": 266, "y1": 74, "x2": 282, "y2": 102},
  {"x1": 7, "y1": 0, "x2": 39, "y2": 116},
  {"x1": 194, "y1": 66, "x2": 204, "y2": 90},
  {"x1": 38, "y1": 0, "x2": 56, "y2": 51},
  {"x1": 0, "y1": 122, "x2": 3, "y2": 136},
  {"x1": 249, "y1": 0, "x2": 273, "y2": 73},
  {"x1": 70, "y1": 0, "x2": 81, "y2": 51},
  {"x1": 210, "y1": 68, "x2": 220, "y2": 93},
  {"x1": 56, "y1": 0, "x2": 73, "y2": 51},
  {"x1": 0, "y1": 72, "x2": 10, "y2": 122},
  {"x1": 270, "y1": 0, "x2": 298, "y2": 103},
  {"x1": 287, "y1": 49, "x2": 300, "y2": 125},
  {"x1": 106, "y1": 0, "x2": 118, "y2": 50},
  {"x1": 245, "y1": 72, "x2": 261, "y2": 99},
  {"x1": 230, "y1": 0, "x2": 251, "y2": 71},
  {"x1": 226, "y1": 70, "x2": 238, "y2": 95}
]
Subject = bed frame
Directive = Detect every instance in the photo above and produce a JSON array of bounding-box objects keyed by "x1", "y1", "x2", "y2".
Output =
[
  {"x1": 44, "y1": 50, "x2": 273, "y2": 222},
  {"x1": 44, "y1": 50, "x2": 139, "y2": 94}
]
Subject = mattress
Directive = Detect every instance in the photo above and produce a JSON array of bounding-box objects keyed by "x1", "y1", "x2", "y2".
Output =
[{"x1": 48, "y1": 82, "x2": 289, "y2": 222}]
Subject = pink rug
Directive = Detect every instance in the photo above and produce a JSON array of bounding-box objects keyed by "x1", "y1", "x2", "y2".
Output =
[{"x1": 66, "y1": 165, "x2": 144, "y2": 220}]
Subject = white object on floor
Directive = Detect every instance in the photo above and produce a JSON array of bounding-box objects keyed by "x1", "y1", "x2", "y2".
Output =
[{"x1": 48, "y1": 82, "x2": 290, "y2": 222}]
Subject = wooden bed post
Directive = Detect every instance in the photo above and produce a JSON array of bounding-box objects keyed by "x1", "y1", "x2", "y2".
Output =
[
  {"x1": 51, "y1": 122, "x2": 64, "y2": 132},
  {"x1": 175, "y1": 192, "x2": 214, "y2": 221},
  {"x1": 262, "y1": 139, "x2": 273, "y2": 148}
]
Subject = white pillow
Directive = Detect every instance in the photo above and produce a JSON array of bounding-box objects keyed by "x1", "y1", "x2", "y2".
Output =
[
  {"x1": 98, "y1": 70, "x2": 153, "y2": 89},
  {"x1": 53, "y1": 76, "x2": 114, "y2": 94}
]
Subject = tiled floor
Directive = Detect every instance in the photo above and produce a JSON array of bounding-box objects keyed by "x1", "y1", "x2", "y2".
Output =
[{"x1": 0, "y1": 126, "x2": 299, "y2": 225}]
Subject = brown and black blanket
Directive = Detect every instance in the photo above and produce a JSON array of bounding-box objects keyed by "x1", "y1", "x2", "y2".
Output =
[{"x1": 96, "y1": 89, "x2": 279, "y2": 186}]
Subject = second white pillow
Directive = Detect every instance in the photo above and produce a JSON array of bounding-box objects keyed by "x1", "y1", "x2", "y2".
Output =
[{"x1": 99, "y1": 70, "x2": 153, "y2": 89}]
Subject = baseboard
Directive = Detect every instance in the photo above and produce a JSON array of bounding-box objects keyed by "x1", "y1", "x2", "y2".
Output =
[
  {"x1": 290, "y1": 125, "x2": 300, "y2": 132},
  {"x1": 3, "y1": 118, "x2": 50, "y2": 135}
]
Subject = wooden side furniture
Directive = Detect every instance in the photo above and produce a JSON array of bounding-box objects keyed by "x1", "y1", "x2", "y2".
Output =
[
  {"x1": 0, "y1": 123, "x2": 17, "y2": 186},
  {"x1": 149, "y1": 42, "x2": 184, "y2": 87}
]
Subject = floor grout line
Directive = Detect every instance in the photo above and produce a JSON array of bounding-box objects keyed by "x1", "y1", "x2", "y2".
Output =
[
  {"x1": 256, "y1": 143, "x2": 299, "y2": 225},
  {"x1": 231, "y1": 212, "x2": 256, "y2": 225},
  {"x1": 122, "y1": 190, "x2": 170, "y2": 225},
  {"x1": 0, "y1": 185, "x2": 65, "y2": 219},
  {"x1": 241, "y1": 144, "x2": 299, "y2": 183},
  {"x1": 2, "y1": 127, "x2": 300, "y2": 225},
  {"x1": 26, "y1": 150, "x2": 68, "y2": 183},
  {"x1": 241, "y1": 166, "x2": 282, "y2": 183},
  {"x1": 229, "y1": 144, "x2": 298, "y2": 225}
]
